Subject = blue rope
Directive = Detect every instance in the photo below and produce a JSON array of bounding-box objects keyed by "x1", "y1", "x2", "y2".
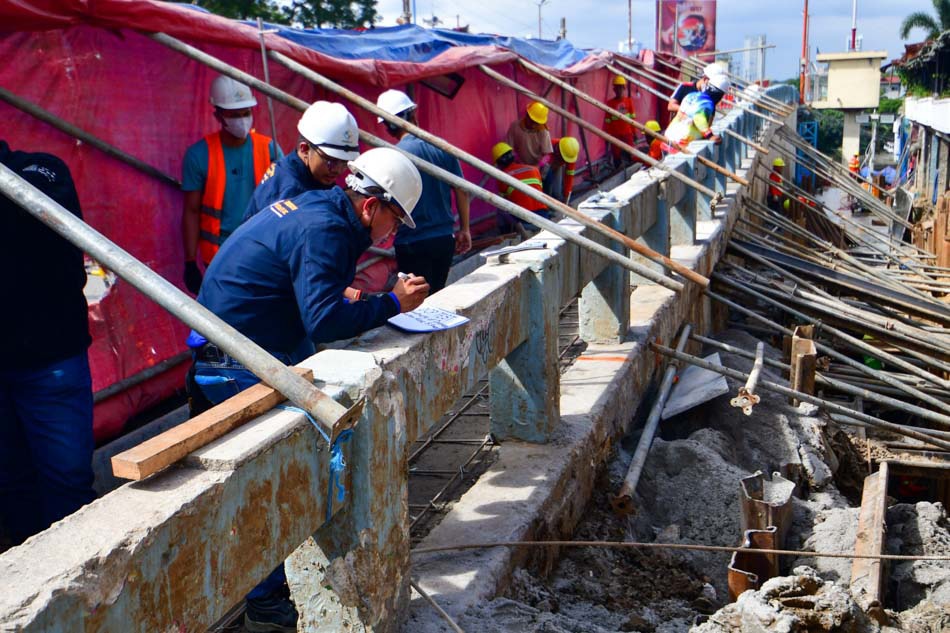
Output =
[{"x1": 277, "y1": 405, "x2": 354, "y2": 523}]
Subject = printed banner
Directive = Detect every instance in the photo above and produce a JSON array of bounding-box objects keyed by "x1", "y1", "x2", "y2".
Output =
[{"x1": 656, "y1": 0, "x2": 717, "y2": 55}]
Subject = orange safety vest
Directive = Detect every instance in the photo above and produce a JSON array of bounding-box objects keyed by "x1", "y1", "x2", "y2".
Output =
[
  {"x1": 199, "y1": 130, "x2": 272, "y2": 264},
  {"x1": 649, "y1": 139, "x2": 663, "y2": 161},
  {"x1": 604, "y1": 96, "x2": 636, "y2": 137},
  {"x1": 498, "y1": 163, "x2": 546, "y2": 212},
  {"x1": 848, "y1": 156, "x2": 860, "y2": 173}
]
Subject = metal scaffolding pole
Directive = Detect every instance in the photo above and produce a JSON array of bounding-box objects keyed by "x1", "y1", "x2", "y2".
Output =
[
  {"x1": 515, "y1": 58, "x2": 754, "y2": 187},
  {"x1": 0, "y1": 86, "x2": 180, "y2": 188},
  {"x1": 651, "y1": 342, "x2": 950, "y2": 451},
  {"x1": 702, "y1": 288, "x2": 950, "y2": 414},
  {"x1": 609, "y1": 325, "x2": 692, "y2": 515},
  {"x1": 690, "y1": 333, "x2": 950, "y2": 431},
  {"x1": 714, "y1": 272, "x2": 950, "y2": 391},
  {"x1": 145, "y1": 32, "x2": 687, "y2": 291},
  {"x1": 0, "y1": 163, "x2": 360, "y2": 442},
  {"x1": 478, "y1": 63, "x2": 748, "y2": 187},
  {"x1": 611, "y1": 59, "x2": 785, "y2": 130}
]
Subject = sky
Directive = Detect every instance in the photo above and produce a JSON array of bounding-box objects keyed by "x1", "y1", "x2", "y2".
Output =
[{"x1": 372, "y1": 0, "x2": 939, "y2": 80}]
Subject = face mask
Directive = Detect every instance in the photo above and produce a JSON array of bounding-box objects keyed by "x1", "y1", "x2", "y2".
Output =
[
  {"x1": 223, "y1": 115, "x2": 253, "y2": 140},
  {"x1": 366, "y1": 200, "x2": 397, "y2": 246}
]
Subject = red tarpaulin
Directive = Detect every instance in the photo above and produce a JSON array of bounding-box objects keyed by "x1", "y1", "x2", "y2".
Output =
[{"x1": 0, "y1": 0, "x2": 660, "y2": 442}]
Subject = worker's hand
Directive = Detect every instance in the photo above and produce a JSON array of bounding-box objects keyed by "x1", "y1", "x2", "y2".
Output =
[
  {"x1": 455, "y1": 229, "x2": 472, "y2": 255},
  {"x1": 392, "y1": 273, "x2": 429, "y2": 312},
  {"x1": 184, "y1": 260, "x2": 202, "y2": 295},
  {"x1": 711, "y1": 134, "x2": 722, "y2": 145}
]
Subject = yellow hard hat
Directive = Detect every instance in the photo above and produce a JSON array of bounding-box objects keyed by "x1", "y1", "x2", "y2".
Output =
[
  {"x1": 558, "y1": 137, "x2": 580, "y2": 163},
  {"x1": 526, "y1": 101, "x2": 549, "y2": 125},
  {"x1": 773, "y1": 157, "x2": 786, "y2": 167},
  {"x1": 613, "y1": 75, "x2": 627, "y2": 86},
  {"x1": 491, "y1": 141, "x2": 514, "y2": 163},
  {"x1": 783, "y1": 198, "x2": 790, "y2": 211},
  {"x1": 645, "y1": 120, "x2": 661, "y2": 132}
]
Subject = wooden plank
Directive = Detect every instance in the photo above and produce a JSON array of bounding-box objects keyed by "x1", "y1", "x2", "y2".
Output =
[
  {"x1": 111, "y1": 367, "x2": 314, "y2": 481},
  {"x1": 851, "y1": 461, "x2": 889, "y2": 622}
]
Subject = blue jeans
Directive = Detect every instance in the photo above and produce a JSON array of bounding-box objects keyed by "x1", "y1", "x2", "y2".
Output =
[
  {"x1": 187, "y1": 356, "x2": 287, "y2": 601},
  {"x1": 0, "y1": 353, "x2": 95, "y2": 544}
]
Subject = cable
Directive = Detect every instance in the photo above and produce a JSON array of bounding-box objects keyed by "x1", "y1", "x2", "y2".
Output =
[{"x1": 411, "y1": 540, "x2": 950, "y2": 562}]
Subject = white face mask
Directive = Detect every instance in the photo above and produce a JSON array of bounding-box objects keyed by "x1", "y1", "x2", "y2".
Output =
[{"x1": 223, "y1": 115, "x2": 253, "y2": 140}]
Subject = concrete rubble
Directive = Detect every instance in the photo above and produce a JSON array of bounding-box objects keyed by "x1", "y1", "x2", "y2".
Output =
[{"x1": 422, "y1": 329, "x2": 950, "y2": 633}]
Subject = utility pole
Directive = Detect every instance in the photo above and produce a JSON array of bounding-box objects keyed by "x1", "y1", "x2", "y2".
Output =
[
  {"x1": 401, "y1": 0, "x2": 411, "y2": 25},
  {"x1": 628, "y1": 0, "x2": 632, "y2": 53},
  {"x1": 800, "y1": 0, "x2": 808, "y2": 104},
  {"x1": 536, "y1": 0, "x2": 549, "y2": 39},
  {"x1": 850, "y1": 0, "x2": 858, "y2": 51},
  {"x1": 558, "y1": 17, "x2": 567, "y2": 41}
]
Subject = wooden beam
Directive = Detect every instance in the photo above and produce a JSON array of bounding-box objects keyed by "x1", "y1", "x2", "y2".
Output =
[
  {"x1": 111, "y1": 367, "x2": 314, "y2": 481},
  {"x1": 851, "y1": 461, "x2": 889, "y2": 623}
]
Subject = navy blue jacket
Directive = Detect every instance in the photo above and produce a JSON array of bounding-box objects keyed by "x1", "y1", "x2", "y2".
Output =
[
  {"x1": 0, "y1": 141, "x2": 91, "y2": 368},
  {"x1": 199, "y1": 187, "x2": 399, "y2": 356},
  {"x1": 243, "y1": 151, "x2": 330, "y2": 222}
]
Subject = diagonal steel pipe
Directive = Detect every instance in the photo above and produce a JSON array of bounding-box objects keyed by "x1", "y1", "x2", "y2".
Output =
[
  {"x1": 650, "y1": 342, "x2": 950, "y2": 451},
  {"x1": 702, "y1": 287, "x2": 950, "y2": 414},
  {"x1": 690, "y1": 333, "x2": 950, "y2": 431},
  {"x1": 514, "y1": 58, "x2": 750, "y2": 189},
  {"x1": 0, "y1": 163, "x2": 361, "y2": 442},
  {"x1": 146, "y1": 31, "x2": 687, "y2": 290}
]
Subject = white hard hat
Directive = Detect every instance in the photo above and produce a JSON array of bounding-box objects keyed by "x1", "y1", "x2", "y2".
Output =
[
  {"x1": 702, "y1": 64, "x2": 731, "y2": 92},
  {"x1": 345, "y1": 147, "x2": 422, "y2": 229},
  {"x1": 297, "y1": 101, "x2": 360, "y2": 161},
  {"x1": 210, "y1": 75, "x2": 257, "y2": 110},
  {"x1": 376, "y1": 89, "x2": 416, "y2": 123}
]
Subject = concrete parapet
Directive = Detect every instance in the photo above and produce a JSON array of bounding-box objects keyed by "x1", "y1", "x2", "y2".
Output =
[{"x1": 0, "y1": 86, "x2": 794, "y2": 633}]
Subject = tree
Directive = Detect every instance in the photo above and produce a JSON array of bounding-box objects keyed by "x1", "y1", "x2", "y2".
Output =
[
  {"x1": 899, "y1": 0, "x2": 950, "y2": 40},
  {"x1": 188, "y1": 0, "x2": 379, "y2": 28},
  {"x1": 283, "y1": 0, "x2": 379, "y2": 28},
  {"x1": 193, "y1": 0, "x2": 284, "y2": 22}
]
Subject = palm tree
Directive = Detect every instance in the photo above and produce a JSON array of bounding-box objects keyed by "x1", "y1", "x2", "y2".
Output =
[{"x1": 900, "y1": 0, "x2": 950, "y2": 39}]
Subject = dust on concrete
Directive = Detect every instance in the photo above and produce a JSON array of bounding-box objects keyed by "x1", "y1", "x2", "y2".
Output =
[{"x1": 446, "y1": 329, "x2": 950, "y2": 633}]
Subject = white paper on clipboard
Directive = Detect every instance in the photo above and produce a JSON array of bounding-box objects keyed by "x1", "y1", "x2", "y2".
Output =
[{"x1": 387, "y1": 306, "x2": 470, "y2": 333}]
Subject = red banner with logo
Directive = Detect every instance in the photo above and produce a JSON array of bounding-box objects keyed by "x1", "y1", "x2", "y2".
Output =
[{"x1": 656, "y1": 0, "x2": 717, "y2": 56}]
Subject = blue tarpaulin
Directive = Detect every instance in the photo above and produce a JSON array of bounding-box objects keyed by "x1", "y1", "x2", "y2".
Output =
[{"x1": 255, "y1": 23, "x2": 597, "y2": 70}]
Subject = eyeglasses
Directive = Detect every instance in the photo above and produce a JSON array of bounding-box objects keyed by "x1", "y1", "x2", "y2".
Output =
[
  {"x1": 385, "y1": 201, "x2": 409, "y2": 225},
  {"x1": 310, "y1": 145, "x2": 345, "y2": 169}
]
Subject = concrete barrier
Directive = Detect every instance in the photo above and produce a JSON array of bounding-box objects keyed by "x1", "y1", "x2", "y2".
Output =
[{"x1": 0, "y1": 85, "x2": 797, "y2": 633}]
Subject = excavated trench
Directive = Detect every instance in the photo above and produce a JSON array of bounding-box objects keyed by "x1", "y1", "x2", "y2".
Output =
[{"x1": 448, "y1": 329, "x2": 950, "y2": 633}]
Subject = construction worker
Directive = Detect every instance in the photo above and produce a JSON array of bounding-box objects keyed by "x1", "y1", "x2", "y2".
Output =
[
  {"x1": 0, "y1": 141, "x2": 95, "y2": 545},
  {"x1": 848, "y1": 153, "x2": 860, "y2": 173},
  {"x1": 668, "y1": 63, "x2": 730, "y2": 114},
  {"x1": 768, "y1": 157, "x2": 785, "y2": 211},
  {"x1": 645, "y1": 120, "x2": 664, "y2": 161},
  {"x1": 186, "y1": 147, "x2": 428, "y2": 632},
  {"x1": 376, "y1": 89, "x2": 472, "y2": 293},
  {"x1": 506, "y1": 101, "x2": 554, "y2": 173},
  {"x1": 663, "y1": 75, "x2": 728, "y2": 151},
  {"x1": 243, "y1": 101, "x2": 359, "y2": 221},
  {"x1": 492, "y1": 141, "x2": 547, "y2": 236},
  {"x1": 181, "y1": 75, "x2": 280, "y2": 295},
  {"x1": 543, "y1": 136, "x2": 579, "y2": 204},
  {"x1": 604, "y1": 75, "x2": 636, "y2": 165}
]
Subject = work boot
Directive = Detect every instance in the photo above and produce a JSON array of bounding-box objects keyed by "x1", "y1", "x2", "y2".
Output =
[{"x1": 244, "y1": 592, "x2": 298, "y2": 633}]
